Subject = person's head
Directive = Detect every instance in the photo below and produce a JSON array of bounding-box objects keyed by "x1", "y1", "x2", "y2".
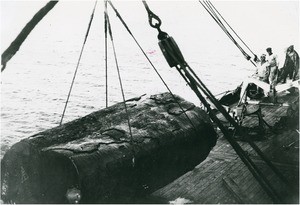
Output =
[
  {"x1": 260, "y1": 54, "x2": 266, "y2": 62},
  {"x1": 266, "y1": 47, "x2": 272, "y2": 55},
  {"x1": 287, "y1": 45, "x2": 294, "y2": 52}
]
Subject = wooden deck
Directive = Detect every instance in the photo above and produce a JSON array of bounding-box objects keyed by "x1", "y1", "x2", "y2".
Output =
[{"x1": 151, "y1": 90, "x2": 299, "y2": 204}]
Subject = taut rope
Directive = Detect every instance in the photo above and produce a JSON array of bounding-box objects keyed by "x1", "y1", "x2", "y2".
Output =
[{"x1": 60, "y1": 1, "x2": 98, "y2": 125}]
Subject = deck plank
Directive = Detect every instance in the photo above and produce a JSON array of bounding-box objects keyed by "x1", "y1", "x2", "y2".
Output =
[
  {"x1": 151, "y1": 90, "x2": 299, "y2": 204},
  {"x1": 222, "y1": 176, "x2": 253, "y2": 203}
]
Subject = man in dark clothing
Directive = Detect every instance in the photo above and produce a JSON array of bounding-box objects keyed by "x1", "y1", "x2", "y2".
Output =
[
  {"x1": 288, "y1": 45, "x2": 299, "y2": 80},
  {"x1": 279, "y1": 52, "x2": 294, "y2": 83},
  {"x1": 279, "y1": 45, "x2": 299, "y2": 83}
]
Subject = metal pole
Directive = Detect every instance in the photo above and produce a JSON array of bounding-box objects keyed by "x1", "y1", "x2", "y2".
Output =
[{"x1": 177, "y1": 65, "x2": 282, "y2": 203}]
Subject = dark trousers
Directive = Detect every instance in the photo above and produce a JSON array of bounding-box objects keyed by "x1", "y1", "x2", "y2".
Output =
[{"x1": 279, "y1": 66, "x2": 293, "y2": 83}]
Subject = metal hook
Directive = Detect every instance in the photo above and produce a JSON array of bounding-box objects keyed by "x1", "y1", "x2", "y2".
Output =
[{"x1": 142, "y1": 0, "x2": 162, "y2": 29}]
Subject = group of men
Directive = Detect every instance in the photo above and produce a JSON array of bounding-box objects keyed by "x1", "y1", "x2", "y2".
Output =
[{"x1": 239, "y1": 45, "x2": 299, "y2": 104}]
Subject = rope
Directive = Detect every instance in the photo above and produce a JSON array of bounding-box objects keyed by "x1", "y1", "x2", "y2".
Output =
[
  {"x1": 107, "y1": 1, "x2": 132, "y2": 35},
  {"x1": 185, "y1": 63, "x2": 291, "y2": 189},
  {"x1": 200, "y1": 1, "x2": 245, "y2": 54},
  {"x1": 59, "y1": 1, "x2": 98, "y2": 125},
  {"x1": 202, "y1": 1, "x2": 249, "y2": 58},
  {"x1": 199, "y1": 0, "x2": 256, "y2": 67},
  {"x1": 203, "y1": 1, "x2": 257, "y2": 67},
  {"x1": 140, "y1": 1, "x2": 288, "y2": 199},
  {"x1": 107, "y1": 0, "x2": 199, "y2": 132},
  {"x1": 104, "y1": 0, "x2": 108, "y2": 107},
  {"x1": 178, "y1": 64, "x2": 282, "y2": 203},
  {"x1": 105, "y1": 6, "x2": 140, "y2": 167},
  {"x1": 105, "y1": 5, "x2": 135, "y2": 155},
  {"x1": 156, "y1": 30, "x2": 288, "y2": 192},
  {"x1": 213, "y1": 90, "x2": 231, "y2": 98},
  {"x1": 206, "y1": 0, "x2": 256, "y2": 56},
  {"x1": 202, "y1": 1, "x2": 248, "y2": 57},
  {"x1": 168, "y1": 47, "x2": 283, "y2": 201}
]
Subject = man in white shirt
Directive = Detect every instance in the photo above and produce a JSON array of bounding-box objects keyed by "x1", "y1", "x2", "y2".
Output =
[
  {"x1": 266, "y1": 47, "x2": 279, "y2": 89},
  {"x1": 254, "y1": 54, "x2": 269, "y2": 82},
  {"x1": 238, "y1": 54, "x2": 270, "y2": 105}
]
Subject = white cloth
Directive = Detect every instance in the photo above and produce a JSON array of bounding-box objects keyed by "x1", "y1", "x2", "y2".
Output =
[
  {"x1": 266, "y1": 53, "x2": 279, "y2": 67},
  {"x1": 255, "y1": 61, "x2": 269, "y2": 81},
  {"x1": 239, "y1": 77, "x2": 270, "y2": 105},
  {"x1": 238, "y1": 78, "x2": 299, "y2": 105}
]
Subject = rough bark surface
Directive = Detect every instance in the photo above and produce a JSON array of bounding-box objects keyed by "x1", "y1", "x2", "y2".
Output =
[{"x1": 1, "y1": 92, "x2": 217, "y2": 203}]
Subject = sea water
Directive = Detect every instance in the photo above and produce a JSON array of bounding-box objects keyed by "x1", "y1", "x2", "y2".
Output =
[{"x1": 1, "y1": 1, "x2": 299, "y2": 159}]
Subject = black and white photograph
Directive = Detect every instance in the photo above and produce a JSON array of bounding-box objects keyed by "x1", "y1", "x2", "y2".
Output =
[{"x1": 1, "y1": 0, "x2": 299, "y2": 204}]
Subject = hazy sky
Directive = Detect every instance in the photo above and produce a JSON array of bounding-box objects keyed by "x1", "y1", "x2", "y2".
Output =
[{"x1": 1, "y1": 0, "x2": 299, "y2": 62}]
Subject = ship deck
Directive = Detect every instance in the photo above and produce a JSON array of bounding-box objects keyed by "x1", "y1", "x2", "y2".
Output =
[{"x1": 151, "y1": 89, "x2": 299, "y2": 204}]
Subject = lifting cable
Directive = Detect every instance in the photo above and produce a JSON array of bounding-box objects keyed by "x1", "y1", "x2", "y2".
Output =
[
  {"x1": 104, "y1": 2, "x2": 135, "y2": 165},
  {"x1": 201, "y1": 0, "x2": 248, "y2": 58},
  {"x1": 193, "y1": 1, "x2": 291, "y2": 189},
  {"x1": 199, "y1": 0, "x2": 256, "y2": 67},
  {"x1": 192, "y1": 1, "x2": 290, "y2": 188},
  {"x1": 60, "y1": 1, "x2": 98, "y2": 125},
  {"x1": 204, "y1": 1, "x2": 250, "y2": 60},
  {"x1": 141, "y1": 0, "x2": 295, "y2": 202},
  {"x1": 107, "y1": 0, "x2": 199, "y2": 133},
  {"x1": 205, "y1": 0, "x2": 256, "y2": 56},
  {"x1": 163, "y1": 43, "x2": 284, "y2": 203},
  {"x1": 184, "y1": 61, "x2": 291, "y2": 189},
  {"x1": 104, "y1": 0, "x2": 109, "y2": 107}
]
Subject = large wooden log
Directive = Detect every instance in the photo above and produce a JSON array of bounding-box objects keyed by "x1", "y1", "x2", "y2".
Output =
[{"x1": 1, "y1": 92, "x2": 217, "y2": 203}]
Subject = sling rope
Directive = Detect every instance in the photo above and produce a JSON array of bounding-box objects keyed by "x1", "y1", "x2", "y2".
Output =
[
  {"x1": 142, "y1": 0, "x2": 294, "y2": 202},
  {"x1": 60, "y1": 1, "x2": 98, "y2": 125},
  {"x1": 105, "y1": 3, "x2": 136, "y2": 166},
  {"x1": 104, "y1": 0, "x2": 108, "y2": 107},
  {"x1": 107, "y1": 0, "x2": 198, "y2": 132},
  {"x1": 199, "y1": 0, "x2": 256, "y2": 67}
]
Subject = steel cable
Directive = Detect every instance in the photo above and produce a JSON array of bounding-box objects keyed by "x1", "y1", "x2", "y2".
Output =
[
  {"x1": 107, "y1": 0, "x2": 199, "y2": 133},
  {"x1": 60, "y1": 1, "x2": 98, "y2": 125},
  {"x1": 206, "y1": 0, "x2": 256, "y2": 56},
  {"x1": 104, "y1": 0, "x2": 108, "y2": 107},
  {"x1": 199, "y1": 0, "x2": 256, "y2": 67},
  {"x1": 105, "y1": 6, "x2": 134, "y2": 150}
]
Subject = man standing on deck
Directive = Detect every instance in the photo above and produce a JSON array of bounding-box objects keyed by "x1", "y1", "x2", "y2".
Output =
[
  {"x1": 287, "y1": 45, "x2": 299, "y2": 81},
  {"x1": 254, "y1": 54, "x2": 269, "y2": 83},
  {"x1": 266, "y1": 47, "x2": 279, "y2": 102},
  {"x1": 238, "y1": 54, "x2": 270, "y2": 105},
  {"x1": 279, "y1": 48, "x2": 294, "y2": 83},
  {"x1": 278, "y1": 45, "x2": 299, "y2": 83}
]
